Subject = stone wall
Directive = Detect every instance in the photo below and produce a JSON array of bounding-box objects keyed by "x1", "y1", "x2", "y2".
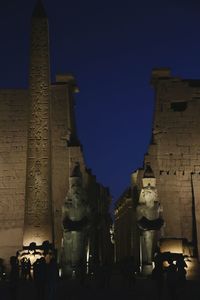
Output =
[
  {"x1": 0, "y1": 89, "x2": 28, "y2": 263},
  {"x1": 114, "y1": 69, "x2": 200, "y2": 264},
  {"x1": 51, "y1": 83, "x2": 73, "y2": 249},
  {"x1": 114, "y1": 188, "x2": 139, "y2": 263},
  {"x1": 191, "y1": 174, "x2": 200, "y2": 258},
  {"x1": 0, "y1": 1, "x2": 113, "y2": 271},
  {"x1": 0, "y1": 83, "x2": 82, "y2": 265},
  {"x1": 145, "y1": 69, "x2": 200, "y2": 247}
]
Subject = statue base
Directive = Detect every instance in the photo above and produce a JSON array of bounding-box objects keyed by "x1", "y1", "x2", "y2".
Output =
[{"x1": 142, "y1": 264, "x2": 153, "y2": 276}]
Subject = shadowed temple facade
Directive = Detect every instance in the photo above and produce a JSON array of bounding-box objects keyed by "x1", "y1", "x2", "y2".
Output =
[
  {"x1": 0, "y1": 0, "x2": 112, "y2": 274},
  {"x1": 115, "y1": 68, "x2": 200, "y2": 274}
]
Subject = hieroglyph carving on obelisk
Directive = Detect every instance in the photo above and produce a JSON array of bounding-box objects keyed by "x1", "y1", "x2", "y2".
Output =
[{"x1": 23, "y1": 0, "x2": 52, "y2": 246}]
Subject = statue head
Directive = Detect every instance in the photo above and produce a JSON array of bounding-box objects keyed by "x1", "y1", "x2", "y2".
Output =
[{"x1": 139, "y1": 184, "x2": 158, "y2": 208}]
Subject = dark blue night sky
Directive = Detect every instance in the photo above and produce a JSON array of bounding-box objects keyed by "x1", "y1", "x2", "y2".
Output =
[{"x1": 0, "y1": 0, "x2": 200, "y2": 211}]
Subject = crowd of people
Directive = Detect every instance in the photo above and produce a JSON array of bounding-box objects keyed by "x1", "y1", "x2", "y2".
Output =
[
  {"x1": 9, "y1": 254, "x2": 59, "y2": 300},
  {"x1": 0, "y1": 251, "x2": 188, "y2": 300},
  {"x1": 152, "y1": 251, "x2": 187, "y2": 300}
]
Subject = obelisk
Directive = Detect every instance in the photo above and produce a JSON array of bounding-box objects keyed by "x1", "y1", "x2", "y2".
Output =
[{"x1": 23, "y1": 0, "x2": 52, "y2": 246}]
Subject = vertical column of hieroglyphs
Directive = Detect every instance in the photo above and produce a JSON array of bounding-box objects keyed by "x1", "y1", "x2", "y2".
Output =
[{"x1": 23, "y1": 1, "x2": 52, "y2": 245}]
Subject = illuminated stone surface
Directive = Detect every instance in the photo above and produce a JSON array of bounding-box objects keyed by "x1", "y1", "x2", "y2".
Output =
[
  {"x1": 146, "y1": 68, "x2": 200, "y2": 253},
  {"x1": 0, "y1": 1, "x2": 112, "y2": 269},
  {"x1": 23, "y1": 0, "x2": 52, "y2": 246},
  {"x1": 0, "y1": 90, "x2": 28, "y2": 262},
  {"x1": 115, "y1": 68, "x2": 200, "y2": 268}
]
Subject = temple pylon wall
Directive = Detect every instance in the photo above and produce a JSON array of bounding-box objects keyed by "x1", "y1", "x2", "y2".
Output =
[{"x1": 145, "y1": 68, "x2": 200, "y2": 254}]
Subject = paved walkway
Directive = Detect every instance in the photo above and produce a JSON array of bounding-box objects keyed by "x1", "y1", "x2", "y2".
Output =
[{"x1": 1, "y1": 272, "x2": 200, "y2": 300}]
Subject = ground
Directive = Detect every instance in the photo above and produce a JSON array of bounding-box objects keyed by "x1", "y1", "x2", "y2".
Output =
[{"x1": 1, "y1": 270, "x2": 200, "y2": 300}]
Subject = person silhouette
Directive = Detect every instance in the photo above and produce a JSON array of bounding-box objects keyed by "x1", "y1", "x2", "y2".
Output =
[
  {"x1": 152, "y1": 251, "x2": 164, "y2": 299},
  {"x1": 176, "y1": 255, "x2": 187, "y2": 288},
  {"x1": 46, "y1": 256, "x2": 59, "y2": 300},
  {"x1": 21, "y1": 257, "x2": 32, "y2": 280},
  {"x1": 166, "y1": 258, "x2": 178, "y2": 300},
  {"x1": 0, "y1": 258, "x2": 5, "y2": 280},
  {"x1": 33, "y1": 257, "x2": 46, "y2": 300},
  {"x1": 9, "y1": 256, "x2": 19, "y2": 300}
]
